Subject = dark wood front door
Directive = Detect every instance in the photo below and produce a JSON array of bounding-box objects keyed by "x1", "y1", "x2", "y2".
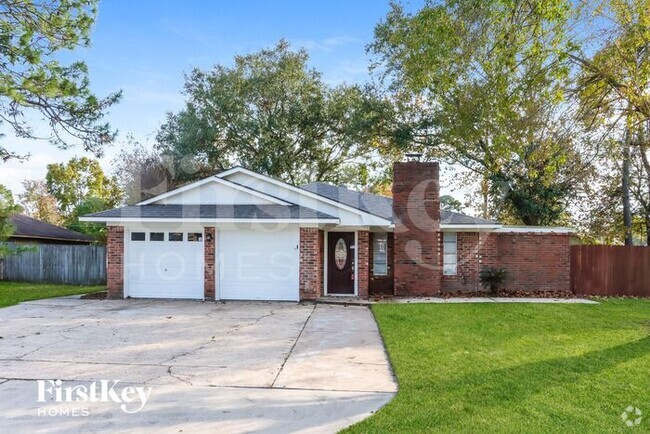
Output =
[{"x1": 327, "y1": 232, "x2": 355, "y2": 294}]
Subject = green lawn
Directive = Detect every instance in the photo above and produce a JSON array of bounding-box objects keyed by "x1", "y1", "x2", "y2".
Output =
[
  {"x1": 347, "y1": 300, "x2": 650, "y2": 433},
  {"x1": 0, "y1": 281, "x2": 104, "y2": 308}
]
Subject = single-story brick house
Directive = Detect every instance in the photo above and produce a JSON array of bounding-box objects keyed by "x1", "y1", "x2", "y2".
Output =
[{"x1": 81, "y1": 162, "x2": 571, "y2": 301}]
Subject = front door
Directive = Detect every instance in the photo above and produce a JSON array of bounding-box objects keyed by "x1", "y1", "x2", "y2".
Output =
[{"x1": 327, "y1": 232, "x2": 355, "y2": 294}]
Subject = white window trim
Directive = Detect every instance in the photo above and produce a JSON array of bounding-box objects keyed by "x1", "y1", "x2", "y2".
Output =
[
  {"x1": 443, "y1": 232, "x2": 458, "y2": 276},
  {"x1": 373, "y1": 233, "x2": 388, "y2": 277}
]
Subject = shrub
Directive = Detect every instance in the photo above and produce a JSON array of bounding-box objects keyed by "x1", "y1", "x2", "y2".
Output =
[{"x1": 479, "y1": 267, "x2": 508, "y2": 295}]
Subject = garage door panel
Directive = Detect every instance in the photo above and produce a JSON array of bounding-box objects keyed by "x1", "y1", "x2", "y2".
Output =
[
  {"x1": 126, "y1": 230, "x2": 204, "y2": 299},
  {"x1": 218, "y1": 228, "x2": 299, "y2": 301}
]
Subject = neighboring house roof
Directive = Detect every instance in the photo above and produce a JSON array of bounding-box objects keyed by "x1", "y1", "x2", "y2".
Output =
[
  {"x1": 82, "y1": 204, "x2": 338, "y2": 222},
  {"x1": 300, "y1": 182, "x2": 498, "y2": 226},
  {"x1": 9, "y1": 214, "x2": 94, "y2": 244}
]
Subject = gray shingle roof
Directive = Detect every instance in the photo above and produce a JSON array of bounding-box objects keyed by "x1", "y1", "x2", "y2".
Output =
[
  {"x1": 300, "y1": 182, "x2": 498, "y2": 226},
  {"x1": 84, "y1": 204, "x2": 337, "y2": 220},
  {"x1": 10, "y1": 214, "x2": 94, "y2": 243}
]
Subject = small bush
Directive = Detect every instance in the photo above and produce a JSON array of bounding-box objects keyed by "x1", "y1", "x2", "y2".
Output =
[{"x1": 479, "y1": 267, "x2": 508, "y2": 295}]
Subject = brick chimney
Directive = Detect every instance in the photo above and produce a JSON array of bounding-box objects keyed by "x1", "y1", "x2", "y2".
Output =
[{"x1": 392, "y1": 161, "x2": 441, "y2": 296}]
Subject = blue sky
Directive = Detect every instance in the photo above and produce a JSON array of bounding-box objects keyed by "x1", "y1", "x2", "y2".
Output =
[{"x1": 2, "y1": 0, "x2": 404, "y2": 195}]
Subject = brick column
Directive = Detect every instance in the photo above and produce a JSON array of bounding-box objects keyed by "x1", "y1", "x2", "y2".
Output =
[
  {"x1": 392, "y1": 162, "x2": 441, "y2": 296},
  {"x1": 299, "y1": 228, "x2": 323, "y2": 300},
  {"x1": 204, "y1": 227, "x2": 215, "y2": 300},
  {"x1": 106, "y1": 226, "x2": 124, "y2": 299},
  {"x1": 357, "y1": 231, "x2": 370, "y2": 298}
]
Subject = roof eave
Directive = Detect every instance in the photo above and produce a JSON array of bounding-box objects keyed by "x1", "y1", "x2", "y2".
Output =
[{"x1": 79, "y1": 217, "x2": 341, "y2": 224}]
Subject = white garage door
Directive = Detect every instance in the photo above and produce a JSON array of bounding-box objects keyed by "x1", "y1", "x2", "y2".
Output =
[
  {"x1": 126, "y1": 230, "x2": 204, "y2": 299},
  {"x1": 218, "y1": 228, "x2": 299, "y2": 301}
]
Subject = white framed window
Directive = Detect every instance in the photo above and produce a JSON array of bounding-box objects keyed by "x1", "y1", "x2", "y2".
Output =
[
  {"x1": 373, "y1": 233, "x2": 388, "y2": 276},
  {"x1": 443, "y1": 232, "x2": 457, "y2": 276}
]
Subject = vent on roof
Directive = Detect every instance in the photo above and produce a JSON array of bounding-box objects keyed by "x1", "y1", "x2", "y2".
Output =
[{"x1": 405, "y1": 152, "x2": 423, "y2": 161}]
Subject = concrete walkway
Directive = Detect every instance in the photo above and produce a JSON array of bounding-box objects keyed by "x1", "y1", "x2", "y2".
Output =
[{"x1": 0, "y1": 298, "x2": 396, "y2": 433}]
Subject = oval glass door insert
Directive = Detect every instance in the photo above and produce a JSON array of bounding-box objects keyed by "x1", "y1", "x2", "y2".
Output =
[{"x1": 334, "y1": 238, "x2": 348, "y2": 270}]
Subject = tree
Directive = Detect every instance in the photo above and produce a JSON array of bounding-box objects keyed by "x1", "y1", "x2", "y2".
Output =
[
  {"x1": 0, "y1": 0, "x2": 121, "y2": 162},
  {"x1": 156, "y1": 40, "x2": 394, "y2": 186},
  {"x1": 66, "y1": 196, "x2": 110, "y2": 243},
  {"x1": 440, "y1": 195, "x2": 464, "y2": 213},
  {"x1": 0, "y1": 184, "x2": 23, "y2": 257},
  {"x1": 45, "y1": 157, "x2": 122, "y2": 219},
  {"x1": 370, "y1": 0, "x2": 590, "y2": 225},
  {"x1": 18, "y1": 179, "x2": 62, "y2": 225},
  {"x1": 572, "y1": 0, "x2": 650, "y2": 244},
  {"x1": 112, "y1": 135, "x2": 176, "y2": 205}
]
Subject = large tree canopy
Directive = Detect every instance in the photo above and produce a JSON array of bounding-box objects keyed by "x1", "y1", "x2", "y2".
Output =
[
  {"x1": 156, "y1": 40, "x2": 394, "y2": 186},
  {"x1": 0, "y1": 0, "x2": 121, "y2": 161},
  {"x1": 370, "y1": 0, "x2": 588, "y2": 225},
  {"x1": 572, "y1": 0, "x2": 650, "y2": 244},
  {"x1": 45, "y1": 157, "x2": 121, "y2": 218}
]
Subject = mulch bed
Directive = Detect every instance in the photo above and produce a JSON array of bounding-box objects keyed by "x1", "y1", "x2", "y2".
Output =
[
  {"x1": 437, "y1": 289, "x2": 577, "y2": 298},
  {"x1": 80, "y1": 290, "x2": 107, "y2": 300}
]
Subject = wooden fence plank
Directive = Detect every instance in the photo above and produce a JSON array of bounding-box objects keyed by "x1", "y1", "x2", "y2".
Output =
[
  {"x1": 0, "y1": 243, "x2": 106, "y2": 285},
  {"x1": 571, "y1": 245, "x2": 650, "y2": 297}
]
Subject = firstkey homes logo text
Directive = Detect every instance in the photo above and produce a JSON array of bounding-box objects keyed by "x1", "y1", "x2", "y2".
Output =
[{"x1": 36, "y1": 379, "x2": 152, "y2": 416}]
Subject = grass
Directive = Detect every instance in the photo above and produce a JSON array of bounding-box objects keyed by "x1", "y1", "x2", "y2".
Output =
[
  {"x1": 0, "y1": 281, "x2": 104, "y2": 308},
  {"x1": 346, "y1": 299, "x2": 650, "y2": 433}
]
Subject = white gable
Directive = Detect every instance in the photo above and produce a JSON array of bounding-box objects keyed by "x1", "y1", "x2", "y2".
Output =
[
  {"x1": 147, "y1": 178, "x2": 283, "y2": 206},
  {"x1": 221, "y1": 169, "x2": 391, "y2": 227}
]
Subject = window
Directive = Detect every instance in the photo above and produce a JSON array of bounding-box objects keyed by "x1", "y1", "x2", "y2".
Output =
[
  {"x1": 373, "y1": 233, "x2": 388, "y2": 276},
  {"x1": 150, "y1": 232, "x2": 164, "y2": 241},
  {"x1": 187, "y1": 232, "x2": 203, "y2": 242},
  {"x1": 169, "y1": 232, "x2": 183, "y2": 242},
  {"x1": 131, "y1": 232, "x2": 145, "y2": 241},
  {"x1": 443, "y1": 232, "x2": 457, "y2": 275}
]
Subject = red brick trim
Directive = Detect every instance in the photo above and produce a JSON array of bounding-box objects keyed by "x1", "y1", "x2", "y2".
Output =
[
  {"x1": 106, "y1": 226, "x2": 124, "y2": 299},
  {"x1": 204, "y1": 227, "x2": 215, "y2": 300},
  {"x1": 299, "y1": 228, "x2": 323, "y2": 300},
  {"x1": 357, "y1": 231, "x2": 370, "y2": 298}
]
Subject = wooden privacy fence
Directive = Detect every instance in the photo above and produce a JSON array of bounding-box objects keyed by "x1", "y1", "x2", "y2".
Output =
[
  {"x1": 0, "y1": 243, "x2": 106, "y2": 285},
  {"x1": 571, "y1": 245, "x2": 650, "y2": 297}
]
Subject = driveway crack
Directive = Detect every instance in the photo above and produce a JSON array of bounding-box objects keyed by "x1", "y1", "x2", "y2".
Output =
[{"x1": 270, "y1": 304, "x2": 315, "y2": 387}]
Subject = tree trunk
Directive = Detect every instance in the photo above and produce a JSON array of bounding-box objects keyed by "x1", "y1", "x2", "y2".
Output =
[
  {"x1": 622, "y1": 136, "x2": 633, "y2": 246},
  {"x1": 646, "y1": 214, "x2": 650, "y2": 246},
  {"x1": 481, "y1": 175, "x2": 489, "y2": 219}
]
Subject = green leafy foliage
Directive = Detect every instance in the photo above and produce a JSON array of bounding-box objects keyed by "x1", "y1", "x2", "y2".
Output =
[
  {"x1": 479, "y1": 267, "x2": 508, "y2": 295},
  {"x1": 66, "y1": 196, "x2": 111, "y2": 243},
  {"x1": 571, "y1": 0, "x2": 650, "y2": 244},
  {"x1": 0, "y1": 0, "x2": 121, "y2": 161},
  {"x1": 45, "y1": 157, "x2": 122, "y2": 218},
  {"x1": 18, "y1": 179, "x2": 63, "y2": 226},
  {"x1": 0, "y1": 184, "x2": 26, "y2": 257},
  {"x1": 370, "y1": 0, "x2": 588, "y2": 225},
  {"x1": 440, "y1": 195, "x2": 464, "y2": 213},
  {"x1": 45, "y1": 157, "x2": 122, "y2": 242},
  {"x1": 156, "y1": 40, "x2": 395, "y2": 186}
]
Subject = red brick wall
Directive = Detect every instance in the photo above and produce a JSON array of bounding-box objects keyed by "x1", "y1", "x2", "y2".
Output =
[
  {"x1": 441, "y1": 232, "x2": 480, "y2": 292},
  {"x1": 496, "y1": 232, "x2": 570, "y2": 292},
  {"x1": 393, "y1": 162, "x2": 441, "y2": 296},
  {"x1": 299, "y1": 228, "x2": 323, "y2": 299},
  {"x1": 204, "y1": 227, "x2": 215, "y2": 300},
  {"x1": 439, "y1": 231, "x2": 570, "y2": 293},
  {"x1": 369, "y1": 232, "x2": 394, "y2": 295},
  {"x1": 357, "y1": 231, "x2": 370, "y2": 298},
  {"x1": 106, "y1": 226, "x2": 124, "y2": 299}
]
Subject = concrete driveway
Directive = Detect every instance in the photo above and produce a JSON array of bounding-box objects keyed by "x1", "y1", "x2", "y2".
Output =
[{"x1": 0, "y1": 297, "x2": 396, "y2": 433}]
